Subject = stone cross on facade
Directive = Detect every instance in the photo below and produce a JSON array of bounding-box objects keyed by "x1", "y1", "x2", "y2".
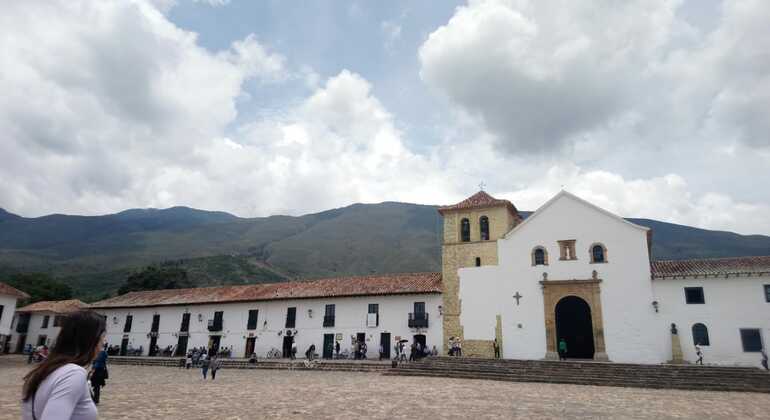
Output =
[{"x1": 513, "y1": 292, "x2": 523, "y2": 305}]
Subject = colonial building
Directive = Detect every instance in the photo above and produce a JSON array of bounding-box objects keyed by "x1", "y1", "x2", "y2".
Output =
[
  {"x1": 446, "y1": 190, "x2": 770, "y2": 367},
  {"x1": 0, "y1": 282, "x2": 29, "y2": 353},
  {"x1": 87, "y1": 273, "x2": 442, "y2": 359},
  {"x1": 8, "y1": 299, "x2": 85, "y2": 353}
]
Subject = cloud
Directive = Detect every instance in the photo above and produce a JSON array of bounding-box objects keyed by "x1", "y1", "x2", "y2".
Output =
[{"x1": 419, "y1": 0, "x2": 770, "y2": 154}]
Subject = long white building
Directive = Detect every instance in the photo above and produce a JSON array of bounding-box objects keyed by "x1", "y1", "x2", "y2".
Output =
[
  {"x1": 0, "y1": 282, "x2": 29, "y2": 354},
  {"x1": 87, "y1": 273, "x2": 442, "y2": 359}
]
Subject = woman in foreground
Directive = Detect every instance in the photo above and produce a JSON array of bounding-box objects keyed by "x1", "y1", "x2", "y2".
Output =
[{"x1": 22, "y1": 311, "x2": 106, "y2": 420}]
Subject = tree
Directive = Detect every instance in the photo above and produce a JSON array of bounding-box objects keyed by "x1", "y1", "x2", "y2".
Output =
[
  {"x1": 118, "y1": 265, "x2": 192, "y2": 295},
  {"x1": 4, "y1": 273, "x2": 73, "y2": 305}
]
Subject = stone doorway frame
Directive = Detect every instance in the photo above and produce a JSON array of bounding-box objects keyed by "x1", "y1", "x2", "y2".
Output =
[{"x1": 540, "y1": 278, "x2": 609, "y2": 361}]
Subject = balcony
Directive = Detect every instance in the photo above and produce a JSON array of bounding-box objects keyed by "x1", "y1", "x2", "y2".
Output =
[
  {"x1": 408, "y1": 312, "x2": 429, "y2": 329},
  {"x1": 323, "y1": 315, "x2": 335, "y2": 327},
  {"x1": 207, "y1": 319, "x2": 223, "y2": 332}
]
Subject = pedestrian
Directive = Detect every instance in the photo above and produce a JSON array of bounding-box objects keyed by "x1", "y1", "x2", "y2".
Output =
[
  {"x1": 201, "y1": 354, "x2": 210, "y2": 379},
  {"x1": 431, "y1": 345, "x2": 438, "y2": 357},
  {"x1": 493, "y1": 338, "x2": 500, "y2": 359},
  {"x1": 761, "y1": 348, "x2": 769, "y2": 371},
  {"x1": 248, "y1": 352, "x2": 257, "y2": 365},
  {"x1": 291, "y1": 340, "x2": 297, "y2": 360},
  {"x1": 456, "y1": 339, "x2": 463, "y2": 357},
  {"x1": 695, "y1": 343, "x2": 703, "y2": 365},
  {"x1": 379, "y1": 344, "x2": 384, "y2": 361},
  {"x1": 90, "y1": 344, "x2": 109, "y2": 405},
  {"x1": 409, "y1": 343, "x2": 416, "y2": 362},
  {"x1": 335, "y1": 341, "x2": 340, "y2": 359},
  {"x1": 186, "y1": 353, "x2": 193, "y2": 369},
  {"x1": 353, "y1": 341, "x2": 360, "y2": 360},
  {"x1": 361, "y1": 342, "x2": 367, "y2": 359},
  {"x1": 210, "y1": 356, "x2": 221, "y2": 380},
  {"x1": 22, "y1": 310, "x2": 106, "y2": 420},
  {"x1": 558, "y1": 338, "x2": 568, "y2": 360},
  {"x1": 306, "y1": 344, "x2": 316, "y2": 361}
]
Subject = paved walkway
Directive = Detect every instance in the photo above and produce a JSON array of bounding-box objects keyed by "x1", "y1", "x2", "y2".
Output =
[{"x1": 1, "y1": 356, "x2": 769, "y2": 419}]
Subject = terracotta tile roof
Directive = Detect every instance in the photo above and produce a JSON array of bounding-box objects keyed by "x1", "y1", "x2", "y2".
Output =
[
  {"x1": 0, "y1": 282, "x2": 30, "y2": 299},
  {"x1": 16, "y1": 299, "x2": 86, "y2": 314},
  {"x1": 438, "y1": 191, "x2": 520, "y2": 217},
  {"x1": 652, "y1": 256, "x2": 770, "y2": 279},
  {"x1": 88, "y1": 272, "x2": 443, "y2": 309}
]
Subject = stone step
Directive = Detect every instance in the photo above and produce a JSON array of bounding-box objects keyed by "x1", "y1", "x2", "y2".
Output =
[
  {"x1": 385, "y1": 369, "x2": 770, "y2": 393},
  {"x1": 423, "y1": 357, "x2": 763, "y2": 373},
  {"x1": 107, "y1": 357, "x2": 388, "y2": 372}
]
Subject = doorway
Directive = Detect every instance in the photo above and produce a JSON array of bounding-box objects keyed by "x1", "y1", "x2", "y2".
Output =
[
  {"x1": 555, "y1": 296, "x2": 595, "y2": 359},
  {"x1": 323, "y1": 334, "x2": 335, "y2": 359},
  {"x1": 15, "y1": 335, "x2": 27, "y2": 353},
  {"x1": 413, "y1": 334, "x2": 426, "y2": 355},
  {"x1": 380, "y1": 333, "x2": 391, "y2": 359},
  {"x1": 175, "y1": 336, "x2": 189, "y2": 356},
  {"x1": 36, "y1": 335, "x2": 47, "y2": 347},
  {"x1": 282, "y1": 335, "x2": 294, "y2": 358},
  {"x1": 208, "y1": 335, "x2": 221, "y2": 354},
  {"x1": 245, "y1": 337, "x2": 256, "y2": 357},
  {"x1": 120, "y1": 337, "x2": 129, "y2": 356}
]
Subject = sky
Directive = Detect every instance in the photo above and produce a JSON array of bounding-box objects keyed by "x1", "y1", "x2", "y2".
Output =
[{"x1": 1, "y1": 0, "x2": 769, "y2": 235}]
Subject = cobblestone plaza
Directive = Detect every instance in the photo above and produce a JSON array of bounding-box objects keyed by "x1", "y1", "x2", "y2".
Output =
[{"x1": 1, "y1": 357, "x2": 769, "y2": 419}]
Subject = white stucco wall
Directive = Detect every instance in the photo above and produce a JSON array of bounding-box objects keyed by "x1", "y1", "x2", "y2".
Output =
[
  {"x1": 653, "y1": 275, "x2": 770, "y2": 367},
  {"x1": 8, "y1": 311, "x2": 63, "y2": 352},
  {"x1": 460, "y1": 192, "x2": 667, "y2": 363},
  {"x1": 94, "y1": 293, "x2": 442, "y2": 358},
  {"x1": 0, "y1": 294, "x2": 19, "y2": 336}
]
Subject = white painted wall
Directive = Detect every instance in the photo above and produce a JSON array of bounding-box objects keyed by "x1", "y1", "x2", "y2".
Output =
[
  {"x1": 460, "y1": 192, "x2": 667, "y2": 363},
  {"x1": 653, "y1": 275, "x2": 770, "y2": 367},
  {"x1": 94, "y1": 293, "x2": 442, "y2": 358},
  {"x1": 0, "y1": 294, "x2": 19, "y2": 337},
  {"x1": 8, "y1": 311, "x2": 62, "y2": 352}
]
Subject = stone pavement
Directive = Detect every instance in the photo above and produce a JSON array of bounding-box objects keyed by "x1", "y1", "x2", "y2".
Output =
[{"x1": 1, "y1": 356, "x2": 769, "y2": 419}]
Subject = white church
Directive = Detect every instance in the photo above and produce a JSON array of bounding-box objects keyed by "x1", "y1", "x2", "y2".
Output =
[{"x1": 4, "y1": 190, "x2": 769, "y2": 367}]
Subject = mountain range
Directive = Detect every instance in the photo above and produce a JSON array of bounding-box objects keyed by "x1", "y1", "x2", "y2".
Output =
[{"x1": 1, "y1": 202, "x2": 769, "y2": 301}]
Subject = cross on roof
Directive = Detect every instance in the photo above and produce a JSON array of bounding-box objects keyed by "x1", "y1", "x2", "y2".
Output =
[
  {"x1": 478, "y1": 181, "x2": 486, "y2": 191},
  {"x1": 513, "y1": 292, "x2": 523, "y2": 305}
]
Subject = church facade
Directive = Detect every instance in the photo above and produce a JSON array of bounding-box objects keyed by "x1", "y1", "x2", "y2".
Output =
[{"x1": 441, "y1": 190, "x2": 770, "y2": 367}]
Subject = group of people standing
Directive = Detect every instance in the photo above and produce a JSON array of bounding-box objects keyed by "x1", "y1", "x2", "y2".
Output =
[{"x1": 448, "y1": 337, "x2": 463, "y2": 357}]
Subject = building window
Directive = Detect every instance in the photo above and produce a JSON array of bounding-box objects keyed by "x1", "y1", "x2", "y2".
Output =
[
  {"x1": 684, "y1": 287, "x2": 705, "y2": 304},
  {"x1": 475, "y1": 257, "x2": 481, "y2": 267},
  {"x1": 41, "y1": 315, "x2": 50, "y2": 329},
  {"x1": 557, "y1": 240, "x2": 577, "y2": 260},
  {"x1": 692, "y1": 323, "x2": 710, "y2": 346},
  {"x1": 765, "y1": 285, "x2": 770, "y2": 302},
  {"x1": 247, "y1": 310, "x2": 259, "y2": 330},
  {"x1": 367, "y1": 304, "x2": 379, "y2": 327},
  {"x1": 590, "y1": 243, "x2": 607, "y2": 263},
  {"x1": 532, "y1": 247, "x2": 548, "y2": 266},
  {"x1": 180, "y1": 313, "x2": 191, "y2": 332},
  {"x1": 409, "y1": 302, "x2": 428, "y2": 328},
  {"x1": 740, "y1": 329, "x2": 763, "y2": 352},
  {"x1": 480, "y1": 216, "x2": 490, "y2": 240},
  {"x1": 53, "y1": 316, "x2": 63, "y2": 327},
  {"x1": 460, "y1": 218, "x2": 471, "y2": 242},
  {"x1": 123, "y1": 315, "x2": 133, "y2": 333},
  {"x1": 285, "y1": 307, "x2": 296, "y2": 328},
  {"x1": 323, "y1": 304, "x2": 335, "y2": 327},
  {"x1": 151, "y1": 314, "x2": 160, "y2": 333}
]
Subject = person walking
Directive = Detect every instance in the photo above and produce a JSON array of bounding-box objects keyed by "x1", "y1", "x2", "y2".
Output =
[
  {"x1": 493, "y1": 339, "x2": 500, "y2": 359},
  {"x1": 761, "y1": 348, "x2": 769, "y2": 371},
  {"x1": 210, "y1": 356, "x2": 221, "y2": 380},
  {"x1": 200, "y1": 354, "x2": 210, "y2": 379},
  {"x1": 695, "y1": 343, "x2": 704, "y2": 365},
  {"x1": 335, "y1": 341, "x2": 340, "y2": 359},
  {"x1": 290, "y1": 340, "x2": 297, "y2": 360},
  {"x1": 90, "y1": 344, "x2": 109, "y2": 405},
  {"x1": 22, "y1": 310, "x2": 106, "y2": 420},
  {"x1": 186, "y1": 353, "x2": 193, "y2": 369},
  {"x1": 558, "y1": 338, "x2": 568, "y2": 360}
]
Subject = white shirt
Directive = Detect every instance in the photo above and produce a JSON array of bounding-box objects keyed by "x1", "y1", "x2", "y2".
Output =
[{"x1": 22, "y1": 364, "x2": 97, "y2": 420}]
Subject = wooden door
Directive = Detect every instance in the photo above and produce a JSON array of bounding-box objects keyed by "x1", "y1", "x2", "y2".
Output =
[{"x1": 323, "y1": 334, "x2": 334, "y2": 359}]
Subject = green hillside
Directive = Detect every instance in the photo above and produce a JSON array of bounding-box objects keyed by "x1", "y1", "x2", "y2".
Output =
[{"x1": 0, "y1": 202, "x2": 768, "y2": 301}]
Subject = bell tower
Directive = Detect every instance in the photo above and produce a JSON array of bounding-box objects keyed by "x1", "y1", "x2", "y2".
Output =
[{"x1": 438, "y1": 191, "x2": 521, "y2": 353}]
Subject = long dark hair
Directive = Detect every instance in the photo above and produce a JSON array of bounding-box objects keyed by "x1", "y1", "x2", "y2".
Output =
[{"x1": 22, "y1": 310, "x2": 106, "y2": 401}]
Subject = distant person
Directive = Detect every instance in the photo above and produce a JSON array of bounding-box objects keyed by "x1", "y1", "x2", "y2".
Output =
[
  {"x1": 248, "y1": 353, "x2": 257, "y2": 365},
  {"x1": 90, "y1": 344, "x2": 109, "y2": 405},
  {"x1": 200, "y1": 354, "x2": 210, "y2": 379},
  {"x1": 558, "y1": 338, "x2": 568, "y2": 360},
  {"x1": 186, "y1": 353, "x2": 193, "y2": 369},
  {"x1": 761, "y1": 348, "x2": 768, "y2": 371},
  {"x1": 22, "y1": 311, "x2": 106, "y2": 420},
  {"x1": 335, "y1": 341, "x2": 340, "y2": 359},
  {"x1": 695, "y1": 343, "x2": 703, "y2": 365},
  {"x1": 493, "y1": 339, "x2": 500, "y2": 359},
  {"x1": 210, "y1": 356, "x2": 221, "y2": 380},
  {"x1": 431, "y1": 345, "x2": 438, "y2": 357},
  {"x1": 291, "y1": 340, "x2": 297, "y2": 360},
  {"x1": 306, "y1": 344, "x2": 316, "y2": 361}
]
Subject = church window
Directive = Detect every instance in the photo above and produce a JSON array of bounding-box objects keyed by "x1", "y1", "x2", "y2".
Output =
[
  {"x1": 590, "y1": 244, "x2": 607, "y2": 263},
  {"x1": 460, "y1": 218, "x2": 470, "y2": 242},
  {"x1": 480, "y1": 216, "x2": 490, "y2": 240},
  {"x1": 692, "y1": 323, "x2": 710, "y2": 346},
  {"x1": 557, "y1": 240, "x2": 577, "y2": 260},
  {"x1": 740, "y1": 329, "x2": 763, "y2": 352},
  {"x1": 475, "y1": 257, "x2": 481, "y2": 267},
  {"x1": 684, "y1": 287, "x2": 705, "y2": 304},
  {"x1": 532, "y1": 247, "x2": 548, "y2": 266}
]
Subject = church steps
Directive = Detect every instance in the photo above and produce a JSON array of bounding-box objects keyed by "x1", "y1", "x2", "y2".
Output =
[
  {"x1": 107, "y1": 356, "x2": 388, "y2": 372},
  {"x1": 386, "y1": 358, "x2": 770, "y2": 393}
]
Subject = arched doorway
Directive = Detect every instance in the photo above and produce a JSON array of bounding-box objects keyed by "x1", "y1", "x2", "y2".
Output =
[{"x1": 555, "y1": 296, "x2": 595, "y2": 359}]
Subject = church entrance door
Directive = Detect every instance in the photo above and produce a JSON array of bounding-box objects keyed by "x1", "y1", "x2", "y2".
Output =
[{"x1": 555, "y1": 296, "x2": 595, "y2": 359}]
